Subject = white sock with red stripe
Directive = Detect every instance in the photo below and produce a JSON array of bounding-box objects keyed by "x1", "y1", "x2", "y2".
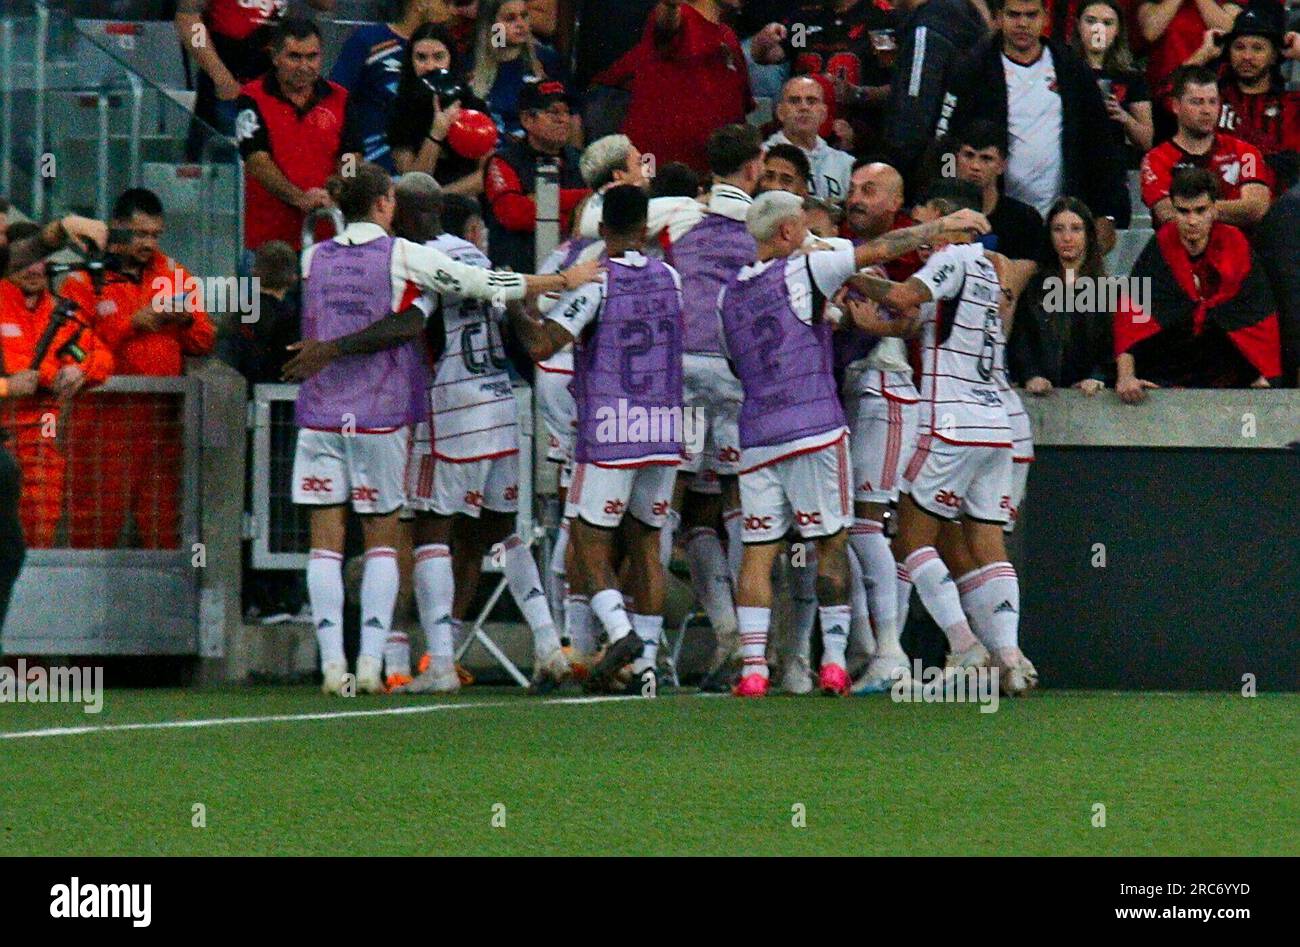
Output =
[
  {"x1": 955, "y1": 567, "x2": 993, "y2": 646},
  {"x1": 960, "y1": 562, "x2": 1020, "y2": 655},
  {"x1": 359, "y1": 547, "x2": 399, "y2": 660},
  {"x1": 849, "y1": 518, "x2": 901, "y2": 655},
  {"x1": 723, "y1": 507, "x2": 743, "y2": 583},
  {"x1": 501, "y1": 534, "x2": 561, "y2": 655},
  {"x1": 591, "y1": 588, "x2": 633, "y2": 643},
  {"x1": 383, "y1": 632, "x2": 411, "y2": 679},
  {"x1": 565, "y1": 592, "x2": 598, "y2": 654},
  {"x1": 790, "y1": 555, "x2": 819, "y2": 661},
  {"x1": 307, "y1": 549, "x2": 345, "y2": 666},
  {"x1": 548, "y1": 519, "x2": 569, "y2": 623},
  {"x1": 630, "y1": 613, "x2": 663, "y2": 675},
  {"x1": 896, "y1": 561, "x2": 913, "y2": 634},
  {"x1": 903, "y1": 547, "x2": 980, "y2": 653},
  {"x1": 413, "y1": 544, "x2": 455, "y2": 661},
  {"x1": 684, "y1": 526, "x2": 737, "y2": 639},
  {"x1": 737, "y1": 605, "x2": 770, "y2": 679},
  {"x1": 659, "y1": 508, "x2": 680, "y2": 571}
]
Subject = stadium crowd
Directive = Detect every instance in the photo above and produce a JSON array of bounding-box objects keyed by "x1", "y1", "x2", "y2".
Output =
[{"x1": 2, "y1": 0, "x2": 1299, "y2": 693}]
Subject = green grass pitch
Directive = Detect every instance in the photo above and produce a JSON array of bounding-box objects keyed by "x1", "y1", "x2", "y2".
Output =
[{"x1": 1, "y1": 687, "x2": 1295, "y2": 856}]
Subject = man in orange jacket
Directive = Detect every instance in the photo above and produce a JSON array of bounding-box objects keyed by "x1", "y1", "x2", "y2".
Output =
[
  {"x1": 0, "y1": 222, "x2": 114, "y2": 547},
  {"x1": 61, "y1": 188, "x2": 215, "y2": 548}
]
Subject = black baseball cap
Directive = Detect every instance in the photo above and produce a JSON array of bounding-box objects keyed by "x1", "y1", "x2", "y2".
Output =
[{"x1": 518, "y1": 77, "x2": 569, "y2": 113}]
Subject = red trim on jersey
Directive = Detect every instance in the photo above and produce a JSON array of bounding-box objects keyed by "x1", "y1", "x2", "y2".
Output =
[
  {"x1": 738, "y1": 430, "x2": 848, "y2": 475},
  {"x1": 931, "y1": 431, "x2": 1014, "y2": 449},
  {"x1": 432, "y1": 447, "x2": 519, "y2": 463}
]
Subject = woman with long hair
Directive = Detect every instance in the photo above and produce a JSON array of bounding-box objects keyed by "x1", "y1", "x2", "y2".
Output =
[
  {"x1": 388, "y1": 23, "x2": 493, "y2": 195},
  {"x1": 467, "y1": 0, "x2": 577, "y2": 140},
  {"x1": 1071, "y1": 0, "x2": 1154, "y2": 163},
  {"x1": 1011, "y1": 197, "x2": 1115, "y2": 395}
]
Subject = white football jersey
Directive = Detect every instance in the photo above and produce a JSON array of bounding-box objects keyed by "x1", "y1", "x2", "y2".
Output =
[
  {"x1": 422, "y1": 233, "x2": 517, "y2": 461},
  {"x1": 912, "y1": 243, "x2": 1011, "y2": 447}
]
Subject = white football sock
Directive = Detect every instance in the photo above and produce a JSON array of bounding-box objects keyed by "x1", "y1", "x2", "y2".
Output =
[
  {"x1": 565, "y1": 593, "x2": 598, "y2": 654},
  {"x1": 977, "y1": 562, "x2": 1020, "y2": 653},
  {"x1": 684, "y1": 526, "x2": 738, "y2": 638},
  {"x1": 847, "y1": 549, "x2": 874, "y2": 659},
  {"x1": 737, "y1": 605, "x2": 770, "y2": 679},
  {"x1": 591, "y1": 587, "x2": 633, "y2": 643},
  {"x1": 903, "y1": 547, "x2": 979, "y2": 653},
  {"x1": 659, "y1": 508, "x2": 680, "y2": 571},
  {"x1": 723, "y1": 507, "x2": 743, "y2": 584},
  {"x1": 849, "y1": 518, "x2": 901, "y2": 654},
  {"x1": 818, "y1": 603, "x2": 851, "y2": 668},
  {"x1": 790, "y1": 555, "x2": 819, "y2": 661},
  {"x1": 306, "y1": 549, "x2": 345, "y2": 665},
  {"x1": 359, "y1": 547, "x2": 399, "y2": 660},
  {"x1": 413, "y1": 544, "x2": 455, "y2": 659},
  {"x1": 956, "y1": 566, "x2": 994, "y2": 648},
  {"x1": 383, "y1": 632, "x2": 411, "y2": 678},
  {"x1": 896, "y1": 561, "x2": 913, "y2": 635},
  {"x1": 548, "y1": 520, "x2": 569, "y2": 622},
  {"x1": 630, "y1": 613, "x2": 663, "y2": 675},
  {"x1": 502, "y1": 534, "x2": 561, "y2": 654}
]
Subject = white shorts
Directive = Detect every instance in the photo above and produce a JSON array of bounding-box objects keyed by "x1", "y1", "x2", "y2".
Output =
[
  {"x1": 405, "y1": 424, "x2": 519, "y2": 517},
  {"x1": 565, "y1": 462, "x2": 677, "y2": 529},
  {"x1": 903, "y1": 436, "x2": 1013, "y2": 524},
  {"x1": 679, "y1": 354, "x2": 742, "y2": 481},
  {"x1": 1003, "y1": 457, "x2": 1031, "y2": 534},
  {"x1": 535, "y1": 368, "x2": 576, "y2": 466},
  {"x1": 292, "y1": 427, "x2": 409, "y2": 515},
  {"x1": 848, "y1": 392, "x2": 919, "y2": 504},
  {"x1": 738, "y1": 434, "x2": 851, "y2": 544}
]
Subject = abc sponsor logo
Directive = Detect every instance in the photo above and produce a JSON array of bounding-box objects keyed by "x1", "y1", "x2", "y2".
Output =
[
  {"x1": 716, "y1": 445, "x2": 740, "y2": 464},
  {"x1": 603, "y1": 498, "x2": 627, "y2": 516},
  {"x1": 504, "y1": 485, "x2": 519, "y2": 501},
  {"x1": 794, "y1": 510, "x2": 822, "y2": 527},
  {"x1": 351, "y1": 485, "x2": 378, "y2": 503},
  {"x1": 651, "y1": 499, "x2": 670, "y2": 516},
  {"x1": 934, "y1": 489, "x2": 962, "y2": 510},
  {"x1": 464, "y1": 490, "x2": 484, "y2": 508},
  {"x1": 300, "y1": 475, "x2": 334, "y2": 493},
  {"x1": 744, "y1": 514, "x2": 774, "y2": 532}
]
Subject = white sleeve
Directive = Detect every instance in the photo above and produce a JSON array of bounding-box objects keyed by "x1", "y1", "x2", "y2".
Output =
[
  {"x1": 912, "y1": 245, "x2": 967, "y2": 302},
  {"x1": 545, "y1": 281, "x2": 603, "y2": 339},
  {"x1": 807, "y1": 246, "x2": 859, "y2": 298},
  {"x1": 394, "y1": 237, "x2": 527, "y2": 302}
]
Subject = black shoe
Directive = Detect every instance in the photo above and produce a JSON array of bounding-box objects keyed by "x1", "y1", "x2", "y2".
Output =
[
  {"x1": 623, "y1": 667, "x2": 658, "y2": 698},
  {"x1": 586, "y1": 632, "x2": 644, "y2": 690}
]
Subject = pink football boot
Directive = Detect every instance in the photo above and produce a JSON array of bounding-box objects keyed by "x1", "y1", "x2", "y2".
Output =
[
  {"x1": 818, "y1": 663, "x2": 850, "y2": 696},
  {"x1": 732, "y1": 673, "x2": 770, "y2": 697}
]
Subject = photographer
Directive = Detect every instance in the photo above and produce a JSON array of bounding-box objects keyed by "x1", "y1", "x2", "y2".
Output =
[{"x1": 0, "y1": 212, "x2": 109, "y2": 628}]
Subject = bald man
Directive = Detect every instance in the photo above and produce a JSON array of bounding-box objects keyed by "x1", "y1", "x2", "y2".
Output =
[
  {"x1": 763, "y1": 77, "x2": 855, "y2": 204},
  {"x1": 844, "y1": 160, "x2": 908, "y2": 243}
]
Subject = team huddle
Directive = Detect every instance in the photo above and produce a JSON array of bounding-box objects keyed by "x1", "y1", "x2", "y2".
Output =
[{"x1": 286, "y1": 123, "x2": 1041, "y2": 700}]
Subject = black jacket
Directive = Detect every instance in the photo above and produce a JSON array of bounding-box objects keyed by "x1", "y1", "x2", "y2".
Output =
[
  {"x1": 937, "y1": 33, "x2": 1130, "y2": 227},
  {"x1": 1009, "y1": 271, "x2": 1115, "y2": 387},
  {"x1": 1252, "y1": 184, "x2": 1300, "y2": 387}
]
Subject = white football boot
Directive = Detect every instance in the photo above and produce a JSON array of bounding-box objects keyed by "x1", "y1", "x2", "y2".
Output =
[
  {"x1": 530, "y1": 646, "x2": 572, "y2": 695},
  {"x1": 355, "y1": 655, "x2": 386, "y2": 695},
  {"x1": 993, "y1": 650, "x2": 1039, "y2": 697},
  {"x1": 395, "y1": 658, "x2": 461, "y2": 695},
  {"x1": 780, "y1": 654, "x2": 815, "y2": 695},
  {"x1": 321, "y1": 660, "x2": 348, "y2": 696},
  {"x1": 851, "y1": 649, "x2": 912, "y2": 695}
]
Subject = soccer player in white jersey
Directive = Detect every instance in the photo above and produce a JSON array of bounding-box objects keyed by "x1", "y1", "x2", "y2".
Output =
[
  {"x1": 282, "y1": 167, "x2": 600, "y2": 695},
  {"x1": 852, "y1": 183, "x2": 1039, "y2": 694},
  {"x1": 510, "y1": 186, "x2": 687, "y2": 696},
  {"x1": 718, "y1": 189, "x2": 990, "y2": 698}
]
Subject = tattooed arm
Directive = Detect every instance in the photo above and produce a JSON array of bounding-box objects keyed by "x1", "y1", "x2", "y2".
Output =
[
  {"x1": 281, "y1": 305, "x2": 426, "y2": 382},
  {"x1": 847, "y1": 271, "x2": 934, "y2": 314},
  {"x1": 853, "y1": 209, "x2": 990, "y2": 269}
]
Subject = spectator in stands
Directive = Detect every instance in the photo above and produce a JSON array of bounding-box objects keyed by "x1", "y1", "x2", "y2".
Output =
[
  {"x1": 218, "y1": 241, "x2": 300, "y2": 385},
  {"x1": 387, "y1": 24, "x2": 493, "y2": 194},
  {"x1": 1254, "y1": 174, "x2": 1300, "y2": 385},
  {"x1": 1140, "y1": 65, "x2": 1272, "y2": 226},
  {"x1": 938, "y1": 0, "x2": 1130, "y2": 230},
  {"x1": 0, "y1": 223, "x2": 113, "y2": 548},
  {"x1": 651, "y1": 161, "x2": 703, "y2": 198},
  {"x1": 1010, "y1": 197, "x2": 1115, "y2": 394},
  {"x1": 442, "y1": 0, "x2": 483, "y2": 64},
  {"x1": 883, "y1": 0, "x2": 990, "y2": 183},
  {"x1": 1072, "y1": 0, "x2": 1155, "y2": 165},
  {"x1": 749, "y1": 0, "x2": 899, "y2": 156},
  {"x1": 593, "y1": 0, "x2": 754, "y2": 175},
  {"x1": 843, "y1": 159, "x2": 909, "y2": 242},
  {"x1": 763, "y1": 77, "x2": 856, "y2": 204},
  {"x1": 1184, "y1": 2, "x2": 1300, "y2": 188},
  {"x1": 333, "y1": 0, "x2": 443, "y2": 173},
  {"x1": 945, "y1": 120, "x2": 1046, "y2": 260},
  {"x1": 1115, "y1": 167, "x2": 1281, "y2": 400},
  {"x1": 483, "y1": 77, "x2": 589, "y2": 272},
  {"x1": 176, "y1": 0, "x2": 335, "y2": 142},
  {"x1": 467, "y1": 0, "x2": 578, "y2": 139},
  {"x1": 804, "y1": 196, "x2": 844, "y2": 238},
  {"x1": 236, "y1": 17, "x2": 348, "y2": 255},
  {"x1": 758, "y1": 143, "x2": 813, "y2": 197},
  {"x1": 61, "y1": 189, "x2": 215, "y2": 549},
  {"x1": 1138, "y1": 0, "x2": 1242, "y2": 137}
]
